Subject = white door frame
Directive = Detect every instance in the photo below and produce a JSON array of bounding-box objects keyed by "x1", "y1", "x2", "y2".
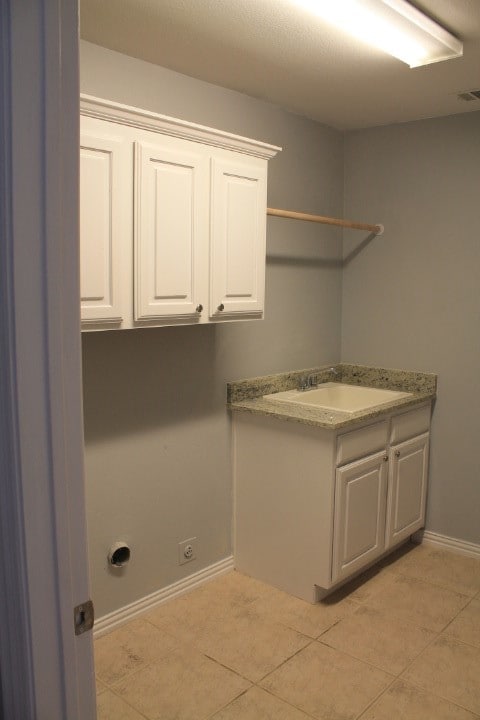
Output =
[{"x1": 0, "y1": 1, "x2": 96, "y2": 718}]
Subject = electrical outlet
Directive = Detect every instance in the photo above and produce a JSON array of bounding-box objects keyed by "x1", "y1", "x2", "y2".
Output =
[{"x1": 178, "y1": 537, "x2": 197, "y2": 565}]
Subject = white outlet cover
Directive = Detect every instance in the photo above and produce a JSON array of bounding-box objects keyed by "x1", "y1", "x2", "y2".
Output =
[{"x1": 178, "y1": 537, "x2": 197, "y2": 565}]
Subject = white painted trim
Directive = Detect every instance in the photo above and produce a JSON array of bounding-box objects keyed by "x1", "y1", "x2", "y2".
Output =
[
  {"x1": 94, "y1": 556, "x2": 235, "y2": 638},
  {"x1": 0, "y1": 16, "x2": 35, "y2": 709},
  {"x1": 0, "y1": 2, "x2": 96, "y2": 719},
  {"x1": 419, "y1": 530, "x2": 480, "y2": 559},
  {"x1": 80, "y1": 94, "x2": 281, "y2": 159},
  {"x1": 0, "y1": 8, "x2": 36, "y2": 712}
]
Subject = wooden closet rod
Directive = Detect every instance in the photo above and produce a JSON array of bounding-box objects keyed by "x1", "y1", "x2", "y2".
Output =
[{"x1": 267, "y1": 207, "x2": 384, "y2": 235}]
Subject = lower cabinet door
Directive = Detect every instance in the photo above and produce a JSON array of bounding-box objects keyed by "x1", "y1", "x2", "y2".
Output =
[
  {"x1": 332, "y1": 451, "x2": 388, "y2": 584},
  {"x1": 385, "y1": 432, "x2": 429, "y2": 548}
]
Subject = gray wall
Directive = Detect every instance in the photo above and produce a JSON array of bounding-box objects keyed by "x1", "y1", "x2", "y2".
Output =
[
  {"x1": 80, "y1": 41, "x2": 344, "y2": 616},
  {"x1": 342, "y1": 111, "x2": 480, "y2": 545}
]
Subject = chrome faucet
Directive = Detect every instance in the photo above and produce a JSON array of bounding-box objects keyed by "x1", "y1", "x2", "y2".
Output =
[
  {"x1": 298, "y1": 376, "x2": 309, "y2": 391},
  {"x1": 329, "y1": 367, "x2": 339, "y2": 378},
  {"x1": 298, "y1": 373, "x2": 318, "y2": 391}
]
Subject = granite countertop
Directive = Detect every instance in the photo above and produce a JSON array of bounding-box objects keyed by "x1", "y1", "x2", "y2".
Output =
[{"x1": 227, "y1": 363, "x2": 437, "y2": 430}]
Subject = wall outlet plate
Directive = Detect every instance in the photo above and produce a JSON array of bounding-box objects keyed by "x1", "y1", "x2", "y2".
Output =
[{"x1": 178, "y1": 537, "x2": 197, "y2": 565}]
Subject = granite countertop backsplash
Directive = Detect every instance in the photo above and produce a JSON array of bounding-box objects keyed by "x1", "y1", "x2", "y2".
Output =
[{"x1": 227, "y1": 363, "x2": 437, "y2": 430}]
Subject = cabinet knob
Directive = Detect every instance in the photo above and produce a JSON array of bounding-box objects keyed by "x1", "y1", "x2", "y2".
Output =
[
  {"x1": 395, "y1": 450, "x2": 401, "y2": 458},
  {"x1": 196, "y1": 304, "x2": 203, "y2": 313},
  {"x1": 217, "y1": 303, "x2": 224, "y2": 312},
  {"x1": 383, "y1": 455, "x2": 388, "y2": 462}
]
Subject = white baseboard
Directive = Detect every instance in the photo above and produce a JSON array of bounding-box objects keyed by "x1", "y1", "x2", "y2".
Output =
[
  {"x1": 418, "y1": 530, "x2": 480, "y2": 559},
  {"x1": 94, "y1": 555, "x2": 235, "y2": 638}
]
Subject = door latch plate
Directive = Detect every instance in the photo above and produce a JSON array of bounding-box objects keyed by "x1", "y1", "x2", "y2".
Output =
[{"x1": 74, "y1": 599, "x2": 94, "y2": 636}]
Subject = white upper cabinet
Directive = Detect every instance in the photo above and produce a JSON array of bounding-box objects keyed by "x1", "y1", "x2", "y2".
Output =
[
  {"x1": 80, "y1": 128, "x2": 131, "y2": 326},
  {"x1": 79, "y1": 95, "x2": 280, "y2": 331}
]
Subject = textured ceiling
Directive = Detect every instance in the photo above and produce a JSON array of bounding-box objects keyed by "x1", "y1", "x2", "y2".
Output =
[{"x1": 80, "y1": 0, "x2": 480, "y2": 129}]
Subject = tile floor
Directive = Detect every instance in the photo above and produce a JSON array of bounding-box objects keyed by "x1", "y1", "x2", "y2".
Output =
[{"x1": 95, "y1": 542, "x2": 480, "y2": 719}]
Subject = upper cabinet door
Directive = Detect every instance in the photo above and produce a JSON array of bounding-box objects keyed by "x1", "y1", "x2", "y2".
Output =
[
  {"x1": 210, "y1": 157, "x2": 267, "y2": 319},
  {"x1": 134, "y1": 139, "x2": 209, "y2": 321},
  {"x1": 80, "y1": 129, "x2": 131, "y2": 324}
]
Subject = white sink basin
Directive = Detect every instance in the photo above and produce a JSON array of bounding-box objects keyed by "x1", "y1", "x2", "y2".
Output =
[{"x1": 263, "y1": 382, "x2": 411, "y2": 414}]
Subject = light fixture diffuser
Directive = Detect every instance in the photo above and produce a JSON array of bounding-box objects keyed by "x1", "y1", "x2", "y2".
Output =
[{"x1": 293, "y1": 0, "x2": 463, "y2": 67}]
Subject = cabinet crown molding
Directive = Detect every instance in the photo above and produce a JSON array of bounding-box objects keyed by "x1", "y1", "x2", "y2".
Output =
[{"x1": 80, "y1": 94, "x2": 281, "y2": 160}]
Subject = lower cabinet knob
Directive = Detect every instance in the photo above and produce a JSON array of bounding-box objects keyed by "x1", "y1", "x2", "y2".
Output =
[
  {"x1": 383, "y1": 455, "x2": 388, "y2": 462},
  {"x1": 196, "y1": 304, "x2": 203, "y2": 313},
  {"x1": 395, "y1": 450, "x2": 401, "y2": 458},
  {"x1": 218, "y1": 303, "x2": 224, "y2": 311}
]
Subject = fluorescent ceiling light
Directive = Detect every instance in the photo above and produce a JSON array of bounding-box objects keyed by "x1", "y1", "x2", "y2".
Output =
[{"x1": 293, "y1": 0, "x2": 463, "y2": 67}]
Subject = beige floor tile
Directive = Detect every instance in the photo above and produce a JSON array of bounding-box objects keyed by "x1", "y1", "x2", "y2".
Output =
[
  {"x1": 377, "y1": 541, "x2": 417, "y2": 567},
  {"x1": 250, "y1": 584, "x2": 359, "y2": 638},
  {"x1": 339, "y1": 566, "x2": 394, "y2": 604},
  {"x1": 359, "y1": 679, "x2": 479, "y2": 720},
  {"x1": 96, "y1": 678, "x2": 108, "y2": 696},
  {"x1": 96, "y1": 690, "x2": 147, "y2": 720},
  {"x1": 320, "y1": 605, "x2": 436, "y2": 675},
  {"x1": 211, "y1": 686, "x2": 314, "y2": 719},
  {"x1": 145, "y1": 571, "x2": 272, "y2": 643},
  {"x1": 444, "y1": 599, "x2": 480, "y2": 648},
  {"x1": 387, "y1": 544, "x2": 480, "y2": 597},
  {"x1": 145, "y1": 595, "x2": 227, "y2": 646},
  {"x1": 93, "y1": 552, "x2": 480, "y2": 719},
  {"x1": 94, "y1": 619, "x2": 177, "y2": 685},
  {"x1": 260, "y1": 641, "x2": 392, "y2": 720},
  {"x1": 365, "y1": 573, "x2": 469, "y2": 632},
  {"x1": 403, "y1": 635, "x2": 480, "y2": 715},
  {"x1": 113, "y1": 646, "x2": 250, "y2": 720},
  {"x1": 205, "y1": 570, "x2": 275, "y2": 604},
  {"x1": 195, "y1": 604, "x2": 311, "y2": 682}
]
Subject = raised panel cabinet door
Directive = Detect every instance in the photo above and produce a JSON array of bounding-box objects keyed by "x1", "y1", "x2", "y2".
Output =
[
  {"x1": 134, "y1": 140, "x2": 209, "y2": 321},
  {"x1": 210, "y1": 157, "x2": 267, "y2": 318},
  {"x1": 80, "y1": 128, "x2": 131, "y2": 324},
  {"x1": 332, "y1": 451, "x2": 388, "y2": 584},
  {"x1": 385, "y1": 432, "x2": 430, "y2": 548}
]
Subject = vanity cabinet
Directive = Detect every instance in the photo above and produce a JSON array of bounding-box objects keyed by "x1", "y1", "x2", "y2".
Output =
[
  {"x1": 79, "y1": 95, "x2": 279, "y2": 330},
  {"x1": 233, "y1": 402, "x2": 431, "y2": 602}
]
